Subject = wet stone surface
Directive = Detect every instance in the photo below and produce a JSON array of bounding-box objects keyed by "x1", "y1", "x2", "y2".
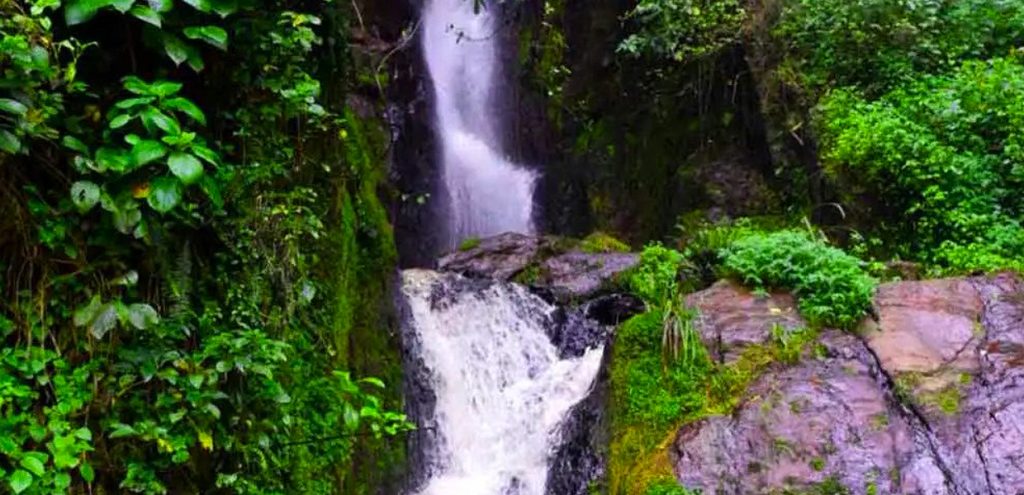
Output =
[{"x1": 671, "y1": 274, "x2": 1024, "y2": 495}]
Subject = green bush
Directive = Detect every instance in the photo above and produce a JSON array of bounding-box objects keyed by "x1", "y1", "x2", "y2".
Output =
[
  {"x1": 580, "y1": 231, "x2": 631, "y2": 253},
  {"x1": 645, "y1": 477, "x2": 702, "y2": 495},
  {"x1": 777, "y1": 0, "x2": 1024, "y2": 96},
  {"x1": 619, "y1": 0, "x2": 745, "y2": 63},
  {"x1": 817, "y1": 57, "x2": 1024, "y2": 273},
  {"x1": 720, "y1": 230, "x2": 876, "y2": 329}
]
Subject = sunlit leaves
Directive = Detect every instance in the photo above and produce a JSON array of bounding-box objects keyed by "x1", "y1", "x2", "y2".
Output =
[
  {"x1": 0, "y1": 98, "x2": 28, "y2": 116},
  {"x1": 129, "y1": 4, "x2": 161, "y2": 27},
  {"x1": 127, "y1": 303, "x2": 160, "y2": 329},
  {"x1": 71, "y1": 181, "x2": 100, "y2": 212},
  {"x1": 130, "y1": 139, "x2": 167, "y2": 166},
  {"x1": 168, "y1": 152, "x2": 203, "y2": 184},
  {"x1": 148, "y1": 177, "x2": 182, "y2": 212},
  {"x1": 163, "y1": 97, "x2": 206, "y2": 124},
  {"x1": 8, "y1": 470, "x2": 32, "y2": 494},
  {"x1": 184, "y1": 25, "x2": 228, "y2": 50}
]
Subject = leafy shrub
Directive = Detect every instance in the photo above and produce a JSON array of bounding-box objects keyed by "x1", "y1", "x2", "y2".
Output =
[
  {"x1": 580, "y1": 231, "x2": 631, "y2": 253},
  {"x1": 619, "y1": 0, "x2": 745, "y2": 62},
  {"x1": 0, "y1": 0, "x2": 410, "y2": 492},
  {"x1": 645, "y1": 477, "x2": 702, "y2": 495},
  {"x1": 817, "y1": 57, "x2": 1024, "y2": 273},
  {"x1": 628, "y1": 244, "x2": 705, "y2": 363},
  {"x1": 458, "y1": 236, "x2": 482, "y2": 251},
  {"x1": 776, "y1": 0, "x2": 1024, "y2": 96},
  {"x1": 629, "y1": 244, "x2": 686, "y2": 305},
  {"x1": 720, "y1": 230, "x2": 876, "y2": 329}
]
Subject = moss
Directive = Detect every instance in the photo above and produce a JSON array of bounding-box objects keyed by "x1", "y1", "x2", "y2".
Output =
[
  {"x1": 922, "y1": 385, "x2": 962, "y2": 416},
  {"x1": 608, "y1": 310, "x2": 820, "y2": 494},
  {"x1": 810, "y1": 457, "x2": 825, "y2": 472},
  {"x1": 458, "y1": 236, "x2": 482, "y2": 251},
  {"x1": 580, "y1": 231, "x2": 631, "y2": 253},
  {"x1": 327, "y1": 109, "x2": 405, "y2": 495},
  {"x1": 513, "y1": 263, "x2": 546, "y2": 286},
  {"x1": 644, "y1": 477, "x2": 700, "y2": 495}
]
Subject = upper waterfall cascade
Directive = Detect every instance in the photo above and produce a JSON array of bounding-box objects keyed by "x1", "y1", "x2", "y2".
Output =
[
  {"x1": 401, "y1": 270, "x2": 604, "y2": 495},
  {"x1": 422, "y1": 0, "x2": 536, "y2": 245}
]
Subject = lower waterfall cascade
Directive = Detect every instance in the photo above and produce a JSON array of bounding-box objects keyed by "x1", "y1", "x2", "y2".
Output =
[{"x1": 400, "y1": 269, "x2": 605, "y2": 495}]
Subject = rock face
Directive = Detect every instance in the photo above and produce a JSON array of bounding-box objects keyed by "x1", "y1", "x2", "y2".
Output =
[
  {"x1": 686, "y1": 280, "x2": 805, "y2": 364},
  {"x1": 437, "y1": 232, "x2": 640, "y2": 303},
  {"x1": 671, "y1": 273, "x2": 1024, "y2": 495}
]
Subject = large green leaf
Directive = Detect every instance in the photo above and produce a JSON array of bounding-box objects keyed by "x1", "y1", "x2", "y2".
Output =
[
  {"x1": 114, "y1": 96, "x2": 156, "y2": 109},
  {"x1": 0, "y1": 130, "x2": 20, "y2": 154},
  {"x1": 162, "y1": 35, "x2": 189, "y2": 66},
  {"x1": 8, "y1": 470, "x2": 31, "y2": 494},
  {"x1": 96, "y1": 146, "x2": 130, "y2": 172},
  {"x1": 183, "y1": 26, "x2": 228, "y2": 51},
  {"x1": 141, "y1": 108, "x2": 181, "y2": 135},
  {"x1": 163, "y1": 97, "x2": 206, "y2": 125},
  {"x1": 148, "y1": 177, "x2": 182, "y2": 213},
  {"x1": 79, "y1": 463, "x2": 95, "y2": 484},
  {"x1": 109, "y1": 113, "x2": 133, "y2": 129},
  {"x1": 62, "y1": 135, "x2": 90, "y2": 153},
  {"x1": 190, "y1": 143, "x2": 220, "y2": 165},
  {"x1": 73, "y1": 295, "x2": 102, "y2": 327},
  {"x1": 185, "y1": 43, "x2": 204, "y2": 72},
  {"x1": 151, "y1": 81, "x2": 182, "y2": 97},
  {"x1": 71, "y1": 181, "x2": 101, "y2": 213},
  {"x1": 180, "y1": 0, "x2": 210, "y2": 12},
  {"x1": 90, "y1": 303, "x2": 118, "y2": 339},
  {"x1": 129, "y1": 4, "x2": 161, "y2": 27},
  {"x1": 168, "y1": 152, "x2": 203, "y2": 184},
  {"x1": 130, "y1": 139, "x2": 167, "y2": 167},
  {"x1": 19, "y1": 456, "x2": 45, "y2": 477},
  {"x1": 147, "y1": 0, "x2": 171, "y2": 12},
  {"x1": 64, "y1": 0, "x2": 101, "y2": 25},
  {"x1": 127, "y1": 303, "x2": 160, "y2": 329},
  {"x1": 0, "y1": 98, "x2": 28, "y2": 116},
  {"x1": 208, "y1": 0, "x2": 236, "y2": 17}
]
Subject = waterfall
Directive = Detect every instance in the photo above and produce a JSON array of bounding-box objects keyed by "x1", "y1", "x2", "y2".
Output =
[
  {"x1": 401, "y1": 270, "x2": 604, "y2": 495},
  {"x1": 422, "y1": 0, "x2": 536, "y2": 245}
]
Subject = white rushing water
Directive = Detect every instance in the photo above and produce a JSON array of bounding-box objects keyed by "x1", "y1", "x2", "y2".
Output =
[
  {"x1": 422, "y1": 0, "x2": 536, "y2": 244},
  {"x1": 402, "y1": 270, "x2": 604, "y2": 495}
]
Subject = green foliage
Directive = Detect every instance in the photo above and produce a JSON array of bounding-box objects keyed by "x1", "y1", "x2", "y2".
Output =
[
  {"x1": 1, "y1": 0, "x2": 409, "y2": 493},
  {"x1": 720, "y1": 230, "x2": 876, "y2": 329},
  {"x1": 644, "y1": 477, "x2": 702, "y2": 495},
  {"x1": 817, "y1": 57, "x2": 1024, "y2": 274},
  {"x1": 629, "y1": 245, "x2": 703, "y2": 363},
  {"x1": 458, "y1": 236, "x2": 482, "y2": 251},
  {"x1": 776, "y1": 0, "x2": 1024, "y2": 96},
  {"x1": 629, "y1": 244, "x2": 685, "y2": 305},
  {"x1": 580, "y1": 231, "x2": 630, "y2": 254},
  {"x1": 619, "y1": 0, "x2": 745, "y2": 62}
]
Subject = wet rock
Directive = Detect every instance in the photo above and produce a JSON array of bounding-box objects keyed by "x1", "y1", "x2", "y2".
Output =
[
  {"x1": 549, "y1": 307, "x2": 610, "y2": 359},
  {"x1": 672, "y1": 330, "x2": 949, "y2": 494},
  {"x1": 438, "y1": 232, "x2": 543, "y2": 280},
  {"x1": 855, "y1": 275, "x2": 1024, "y2": 494},
  {"x1": 535, "y1": 251, "x2": 639, "y2": 302},
  {"x1": 862, "y1": 278, "x2": 983, "y2": 394},
  {"x1": 685, "y1": 280, "x2": 805, "y2": 364},
  {"x1": 669, "y1": 274, "x2": 1024, "y2": 495},
  {"x1": 437, "y1": 233, "x2": 639, "y2": 302},
  {"x1": 582, "y1": 293, "x2": 646, "y2": 327},
  {"x1": 546, "y1": 351, "x2": 611, "y2": 495}
]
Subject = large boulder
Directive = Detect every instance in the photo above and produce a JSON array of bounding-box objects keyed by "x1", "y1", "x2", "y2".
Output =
[
  {"x1": 686, "y1": 280, "x2": 804, "y2": 364},
  {"x1": 670, "y1": 274, "x2": 1024, "y2": 495},
  {"x1": 437, "y1": 232, "x2": 639, "y2": 303},
  {"x1": 673, "y1": 331, "x2": 949, "y2": 494}
]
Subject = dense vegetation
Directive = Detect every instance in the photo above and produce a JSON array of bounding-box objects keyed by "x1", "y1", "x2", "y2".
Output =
[
  {"x1": 1, "y1": 0, "x2": 408, "y2": 493},
  {"x1": 5, "y1": 0, "x2": 1024, "y2": 493}
]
